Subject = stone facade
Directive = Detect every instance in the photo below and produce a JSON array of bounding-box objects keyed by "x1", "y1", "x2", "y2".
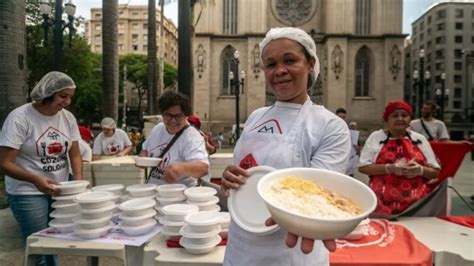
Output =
[{"x1": 193, "y1": 0, "x2": 406, "y2": 139}]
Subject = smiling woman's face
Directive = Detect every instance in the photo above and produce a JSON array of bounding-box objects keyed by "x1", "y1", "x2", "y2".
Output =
[
  {"x1": 46, "y1": 87, "x2": 75, "y2": 113},
  {"x1": 162, "y1": 105, "x2": 187, "y2": 134},
  {"x1": 387, "y1": 109, "x2": 411, "y2": 135},
  {"x1": 262, "y1": 39, "x2": 315, "y2": 104}
]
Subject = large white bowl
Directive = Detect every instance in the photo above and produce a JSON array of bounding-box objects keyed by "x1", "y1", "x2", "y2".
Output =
[
  {"x1": 134, "y1": 157, "x2": 162, "y2": 167},
  {"x1": 51, "y1": 202, "x2": 79, "y2": 214},
  {"x1": 74, "y1": 215, "x2": 112, "y2": 230},
  {"x1": 121, "y1": 219, "x2": 157, "y2": 236},
  {"x1": 119, "y1": 198, "x2": 156, "y2": 216},
  {"x1": 184, "y1": 211, "x2": 221, "y2": 233},
  {"x1": 257, "y1": 168, "x2": 377, "y2": 240},
  {"x1": 53, "y1": 190, "x2": 91, "y2": 204},
  {"x1": 48, "y1": 220, "x2": 75, "y2": 233},
  {"x1": 126, "y1": 184, "x2": 157, "y2": 197},
  {"x1": 49, "y1": 211, "x2": 77, "y2": 224},
  {"x1": 54, "y1": 180, "x2": 89, "y2": 195},
  {"x1": 184, "y1": 187, "x2": 217, "y2": 202},
  {"x1": 161, "y1": 204, "x2": 199, "y2": 222},
  {"x1": 119, "y1": 209, "x2": 157, "y2": 226},
  {"x1": 186, "y1": 196, "x2": 219, "y2": 207},
  {"x1": 74, "y1": 191, "x2": 114, "y2": 209},
  {"x1": 92, "y1": 184, "x2": 124, "y2": 195},
  {"x1": 179, "y1": 235, "x2": 221, "y2": 255},
  {"x1": 156, "y1": 195, "x2": 186, "y2": 206},
  {"x1": 156, "y1": 184, "x2": 187, "y2": 198},
  {"x1": 74, "y1": 223, "x2": 112, "y2": 239}
]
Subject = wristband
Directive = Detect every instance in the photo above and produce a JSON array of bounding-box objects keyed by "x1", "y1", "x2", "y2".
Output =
[{"x1": 385, "y1": 163, "x2": 391, "y2": 174}]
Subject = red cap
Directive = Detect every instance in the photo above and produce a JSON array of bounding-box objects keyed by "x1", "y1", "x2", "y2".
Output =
[
  {"x1": 383, "y1": 100, "x2": 413, "y2": 121},
  {"x1": 187, "y1": 115, "x2": 201, "y2": 129}
]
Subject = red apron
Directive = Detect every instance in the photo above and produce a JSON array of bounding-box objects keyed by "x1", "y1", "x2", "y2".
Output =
[{"x1": 370, "y1": 138, "x2": 434, "y2": 215}]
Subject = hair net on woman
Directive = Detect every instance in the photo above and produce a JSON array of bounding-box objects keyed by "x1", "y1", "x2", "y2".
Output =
[
  {"x1": 259, "y1": 27, "x2": 320, "y2": 85},
  {"x1": 30, "y1": 71, "x2": 76, "y2": 101},
  {"x1": 100, "y1": 117, "x2": 117, "y2": 129}
]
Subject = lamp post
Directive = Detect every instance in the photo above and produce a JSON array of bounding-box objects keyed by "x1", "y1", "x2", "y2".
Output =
[
  {"x1": 436, "y1": 72, "x2": 448, "y2": 121},
  {"x1": 40, "y1": 0, "x2": 76, "y2": 71},
  {"x1": 229, "y1": 50, "x2": 245, "y2": 141},
  {"x1": 424, "y1": 70, "x2": 431, "y2": 100},
  {"x1": 417, "y1": 49, "x2": 425, "y2": 116},
  {"x1": 413, "y1": 70, "x2": 419, "y2": 115}
]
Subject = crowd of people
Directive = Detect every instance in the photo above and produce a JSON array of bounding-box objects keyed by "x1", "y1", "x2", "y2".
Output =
[{"x1": 0, "y1": 26, "x2": 468, "y2": 266}]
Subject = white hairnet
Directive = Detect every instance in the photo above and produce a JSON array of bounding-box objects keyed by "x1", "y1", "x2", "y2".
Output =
[
  {"x1": 100, "y1": 117, "x2": 117, "y2": 129},
  {"x1": 259, "y1": 27, "x2": 320, "y2": 85},
  {"x1": 30, "y1": 71, "x2": 76, "y2": 101}
]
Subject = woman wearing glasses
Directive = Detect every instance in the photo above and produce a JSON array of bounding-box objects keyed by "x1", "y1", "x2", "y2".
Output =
[{"x1": 138, "y1": 90, "x2": 209, "y2": 186}]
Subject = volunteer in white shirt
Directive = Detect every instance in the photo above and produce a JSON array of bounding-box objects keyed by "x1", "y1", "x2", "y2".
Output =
[
  {"x1": 0, "y1": 71, "x2": 82, "y2": 266},
  {"x1": 92, "y1": 117, "x2": 132, "y2": 160},
  {"x1": 139, "y1": 90, "x2": 209, "y2": 187},
  {"x1": 221, "y1": 27, "x2": 351, "y2": 266}
]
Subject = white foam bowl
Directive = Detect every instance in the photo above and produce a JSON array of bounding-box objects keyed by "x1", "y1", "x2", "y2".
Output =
[
  {"x1": 119, "y1": 209, "x2": 157, "y2": 226},
  {"x1": 179, "y1": 235, "x2": 221, "y2": 255},
  {"x1": 130, "y1": 193, "x2": 158, "y2": 200},
  {"x1": 48, "y1": 220, "x2": 75, "y2": 233},
  {"x1": 92, "y1": 184, "x2": 124, "y2": 195},
  {"x1": 121, "y1": 219, "x2": 157, "y2": 236},
  {"x1": 161, "y1": 204, "x2": 199, "y2": 222},
  {"x1": 161, "y1": 225, "x2": 183, "y2": 240},
  {"x1": 156, "y1": 184, "x2": 187, "y2": 198},
  {"x1": 49, "y1": 211, "x2": 77, "y2": 224},
  {"x1": 74, "y1": 215, "x2": 112, "y2": 230},
  {"x1": 257, "y1": 168, "x2": 377, "y2": 240},
  {"x1": 218, "y1": 212, "x2": 231, "y2": 230},
  {"x1": 184, "y1": 187, "x2": 217, "y2": 202},
  {"x1": 186, "y1": 196, "x2": 219, "y2": 207},
  {"x1": 184, "y1": 211, "x2": 221, "y2": 233},
  {"x1": 159, "y1": 217, "x2": 185, "y2": 227},
  {"x1": 199, "y1": 204, "x2": 221, "y2": 212},
  {"x1": 74, "y1": 191, "x2": 114, "y2": 209},
  {"x1": 74, "y1": 223, "x2": 112, "y2": 239},
  {"x1": 126, "y1": 184, "x2": 157, "y2": 197},
  {"x1": 156, "y1": 195, "x2": 186, "y2": 206},
  {"x1": 119, "y1": 198, "x2": 156, "y2": 216},
  {"x1": 134, "y1": 157, "x2": 162, "y2": 167},
  {"x1": 80, "y1": 210, "x2": 113, "y2": 220},
  {"x1": 51, "y1": 202, "x2": 79, "y2": 214},
  {"x1": 53, "y1": 190, "x2": 91, "y2": 205},
  {"x1": 54, "y1": 180, "x2": 90, "y2": 195},
  {"x1": 180, "y1": 224, "x2": 222, "y2": 240}
]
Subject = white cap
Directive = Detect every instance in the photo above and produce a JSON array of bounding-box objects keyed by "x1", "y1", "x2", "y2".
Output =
[
  {"x1": 100, "y1": 117, "x2": 117, "y2": 129},
  {"x1": 30, "y1": 71, "x2": 76, "y2": 101}
]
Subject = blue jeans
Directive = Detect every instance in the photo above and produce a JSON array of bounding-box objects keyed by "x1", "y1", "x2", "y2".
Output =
[{"x1": 8, "y1": 194, "x2": 57, "y2": 266}]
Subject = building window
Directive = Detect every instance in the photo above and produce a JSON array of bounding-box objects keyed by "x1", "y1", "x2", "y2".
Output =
[
  {"x1": 118, "y1": 44, "x2": 124, "y2": 51},
  {"x1": 453, "y1": 101, "x2": 462, "y2": 109},
  {"x1": 454, "y1": 75, "x2": 462, "y2": 83},
  {"x1": 223, "y1": 0, "x2": 238, "y2": 34},
  {"x1": 143, "y1": 45, "x2": 147, "y2": 51},
  {"x1": 420, "y1": 33, "x2": 424, "y2": 41},
  {"x1": 118, "y1": 33, "x2": 124, "y2": 40},
  {"x1": 455, "y1": 62, "x2": 463, "y2": 70},
  {"x1": 356, "y1": 0, "x2": 371, "y2": 35},
  {"x1": 435, "y1": 49, "x2": 445, "y2": 59},
  {"x1": 472, "y1": 36, "x2": 474, "y2": 43},
  {"x1": 455, "y1": 9, "x2": 463, "y2": 18},
  {"x1": 94, "y1": 34, "x2": 101, "y2": 42},
  {"x1": 420, "y1": 21, "x2": 424, "y2": 30},
  {"x1": 436, "y1": 23, "x2": 445, "y2": 31},
  {"x1": 131, "y1": 34, "x2": 138, "y2": 43},
  {"x1": 132, "y1": 45, "x2": 138, "y2": 51},
  {"x1": 355, "y1": 46, "x2": 371, "y2": 97},
  {"x1": 427, "y1": 15, "x2": 431, "y2": 24},
  {"x1": 435, "y1": 36, "x2": 445, "y2": 44},
  {"x1": 132, "y1": 23, "x2": 139, "y2": 30},
  {"x1": 132, "y1": 12, "x2": 139, "y2": 17},
  {"x1": 454, "y1": 88, "x2": 462, "y2": 98},
  {"x1": 435, "y1": 63, "x2": 444, "y2": 70},
  {"x1": 221, "y1": 46, "x2": 236, "y2": 95},
  {"x1": 427, "y1": 40, "x2": 432, "y2": 49},
  {"x1": 436, "y1": 9, "x2": 446, "y2": 19},
  {"x1": 455, "y1": 22, "x2": 463, "y2": 30},
  {"x1": 143, "y1": 23, "x2": 148, "y2": 30},
  {"x1": 143, "y1": 34, "x2": 148, "y2": 41},
  {"x1": 455, "y1": 49, "x2": 463, "y2": 59},
  {"x1": 118, "y1": 23, "x2": 124, "y2": 30},
  {"x1": 413, "y1": 26, "x2": 417, "y2": 34},
  {"x1": 143, "y1": 12, "x2": 148, "y2": 18},
  {"x1": 94, "y1": 13, "x2": 102, "y2": 19},
  {"x1": 95, "y1": 24, "x2": 101, "y2": 31},
  {"x1": 455, "y1": 36, "x2": 463, "y2": 43}
]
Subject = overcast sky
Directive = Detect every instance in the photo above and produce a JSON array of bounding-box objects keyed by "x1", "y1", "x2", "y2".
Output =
[{"x1": 74, "y1": 0, "x2": 473, "y2": 34}]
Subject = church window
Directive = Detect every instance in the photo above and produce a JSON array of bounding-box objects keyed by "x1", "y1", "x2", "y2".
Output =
[
  {"x1": 223, "y1": 0, "x2": 238, "y2": 34},
  {"x1": 355, "y1": 46, "x2": 371, "y2": 97},
  {"x1": 221, "y1": 46, "x2": 236, "y2": 95},
  {"x1": 356, "y1": 0, "x2": 371, "y2": 35}
]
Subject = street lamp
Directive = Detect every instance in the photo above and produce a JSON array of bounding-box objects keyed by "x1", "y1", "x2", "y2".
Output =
[
  {"x1": 424, "y1": 70, "x2": 431, "y2": 100},
  {"x1": 436, "y1": 72, "x2": 448, "y2": 120},
  {"x1": 229, "y1": 50, "x2": 246, "y2": 141},
  {"x1": 417, "y1": 49, "x2": 425, "y2": 116},
  {"x1": 412, "y1": 69, "x2": 419, "y2": 114},
  {"x1": 40, "y1": 0, "x2": 76, "y2": 71}
]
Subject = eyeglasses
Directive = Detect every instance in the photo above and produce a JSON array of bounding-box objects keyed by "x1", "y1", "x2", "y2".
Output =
[{"x1": 163, "y1": 112, "x2": 185, "y2": 122}]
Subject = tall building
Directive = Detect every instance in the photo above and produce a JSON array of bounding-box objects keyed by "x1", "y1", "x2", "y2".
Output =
[
  {"x1": 192, "y1": 0, "x2": 406, "y2": 139},
  {"x1": 86, "y1": 5, "x2": 178, "y2": 66},
  {"x1": 407, "y1": 1, "x2": 474, "y2": 138}
]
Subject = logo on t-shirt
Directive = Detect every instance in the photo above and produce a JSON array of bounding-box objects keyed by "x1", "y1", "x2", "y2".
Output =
[
  {"x1": 250, "y1": 119, "x2": 283, "y2": 134},
  {"x1": 106, "y1": 141, "x2": 121, "y2": 155},
  {"x1": 36, "y1": 127, "x2": 69, "y2": 173}
]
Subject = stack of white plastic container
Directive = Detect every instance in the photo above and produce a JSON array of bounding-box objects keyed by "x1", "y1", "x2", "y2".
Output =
[
  {"x1": 49, "y1": 181, "x2": 90, "y2": 233},
  {"x1": 91, "y1": 184, "x2": 126, "y2": 221},
  {"x1": 217, "y1": 212, "x2": 231, "y2": 240},
  {"x1": 119, "y1": 198, "x2": 157, "y2": 236},
  {"x1": 184, "y1": 187, "x2": 220, "y2": 212},
  {"x1": 179, "y1": 211, "x2": 223, "y2": 254},
  {"x1": 159, "y1": 203, "x2": 199, "y2": 240},
  {"x1": 155, "y1": 184, "x2": 188, "y2": 221},
  {"x1": 73, "y1": 191, "x2": 115, "y2": 239},
  {"x1": 126, "y1": 184, "x2": 157, "y2": 200}
]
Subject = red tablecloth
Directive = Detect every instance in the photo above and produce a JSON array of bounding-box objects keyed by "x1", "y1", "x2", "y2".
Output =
[
  {"x1": 429, "y1": 141, "x2": 473, "y2": 184},
  {"x1": 330, "y1": 219, "x2": 432, "y2": 266},
  {"x1": 438, "y1": 216, "x2": 474, "y2": 228}
]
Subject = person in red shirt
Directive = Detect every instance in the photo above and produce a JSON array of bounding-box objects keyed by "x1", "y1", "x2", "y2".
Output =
[
  {"x1": 78, "y1": 124, "x2": 94, "y2": 144},
  {"x1": 187, "y1": 115, "x2": 217, "y2": 155}
]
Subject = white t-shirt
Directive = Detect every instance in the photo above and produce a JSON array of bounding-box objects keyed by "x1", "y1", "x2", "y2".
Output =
[
  {"x1": 79, "y1": 139, "x2": 92, "y2": 162},
  {"x1": 410, "y1": 118, "x2": 449, "y2": 140},
  {"x1": 359, "y1": 129, "x2": 440, "y2": 169},
  {"x1": 142, "y1": 123, "x2": 209, "y2": 186},
  {"x1": 0, "y1": 103, "x2": 80, "y2": 195},
  {"x1": 92, "y1": 128, "x2": 132, "y2": 156}
]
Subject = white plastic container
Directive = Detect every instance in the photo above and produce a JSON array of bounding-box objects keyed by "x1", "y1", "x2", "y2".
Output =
[
  {"x1": 130, "y1": 193, "x2": 159, "y2": 200},
  {"x1": 119, "y1": 198, "x2": 155, "y2": 216},
  {"x1": 134, "y1": 157, "x2": 162, "y2": 167},
  {"x1": 126, "y1": 184, "x2": 157, "y2": 197},
  {"x1": 74, "y1": 223, "x2": 112, "y2": 239},
  {"x1": 199, "y1": 204, "x2": 221, "y2": 212},
  {"x1": 91, "y1": 184, "x2": 124, "y2": 195},
  {"x1": 80, "y1": 210, "x2": 113, "y2": 220},
  {"x1": 156, "y1": 184, "x2": 187, "y2": 198},
  {"x1": 51, "y1": 202, "x2": 79, "y2": 214},
  {"x1": 217, "y1": 212, "x2": 231, "y2": 230},
  {"x1": 184, "y1": 211, "x2": 221, "y2": 233},
  {"x1": 180, "y1": 224, "x2": 221, "y2": 239},
  {"x1": 119, "y1": 209, "x2": 157, "y2": 226},
  {"x1": 184, "y1": 187, "x2": 217, "y2": 202},
  {"x1": 74, "y1": 191, "x2": 114, "y2": 209},
  {"x1": 49, "y1": 211, "x2": 77, "y2": 224},
  {"x1": 161, "y1": 204, "x2": 199, "y2": 222},
  {"x1": 54, "y1": 180, "x2": 89, "y2": 195},
  {"x1": 179, "y1": 235, "x2": 222, "y2": 254},
  {"x1": 186, "y1": 196, "x2": 219, "y2": 207},
  {"x1": 53, "y1": 190, "x2": 91, "y2": 205},
  {"x1": 74, "y1": 215, "x2": 112, "y2": 230},
  {"x1": 121, "y1": 219, "x2": 157, "y2": 236},
  {"x1": 156, "y1": 195, "x2": 186, "y2": 206},
  {"x1": 48, "y1": 220, "x2": 75, "y2": 233}
]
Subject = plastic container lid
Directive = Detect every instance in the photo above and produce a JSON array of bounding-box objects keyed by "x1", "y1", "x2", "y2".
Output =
[
  {"x1": 79, "y1": 201, "x2": 115, "y2": 214},
  {"x1": 53, "y1": 190, "x2": 91, "y2": 201},
  {"x1": 228, "y1": 166, "x2": 279, "y2": 235},
  {"x1": 184, "y1": 211, "x2": 221, "y2": 226},
  {"x1": 74, "y1": 191, "x2": 114, "y2": 203},
  {"x1": 180, "y1": 224, "x2": 222, "y2": 238},
  {"x1": 119, "y1": 198, "x2": 155, "y2": 212}
]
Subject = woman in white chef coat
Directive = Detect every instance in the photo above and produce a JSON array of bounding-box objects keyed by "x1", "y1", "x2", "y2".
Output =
[{"x1": 221, "y1": 27, "x2": 351, "y2": 265}]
